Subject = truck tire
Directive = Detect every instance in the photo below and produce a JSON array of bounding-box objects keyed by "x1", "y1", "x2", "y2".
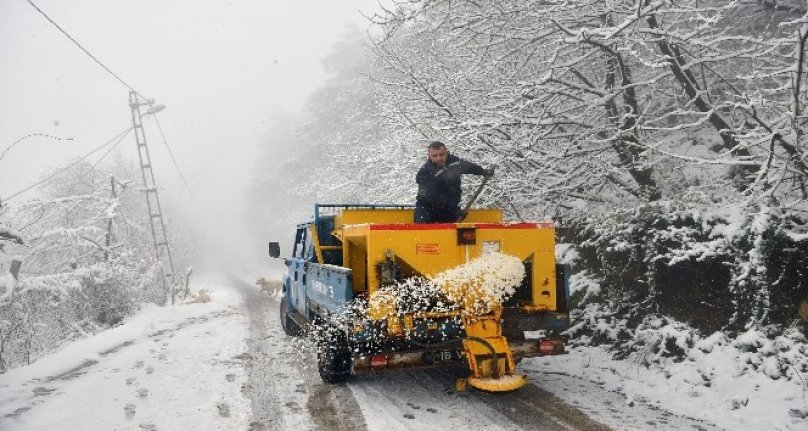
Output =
[
  {"x1": 317, "y1": 326, "x2": 352, "y2": 383},
  {"x1": 279, "y1": 299, "x2": 299, "y2": 337}
]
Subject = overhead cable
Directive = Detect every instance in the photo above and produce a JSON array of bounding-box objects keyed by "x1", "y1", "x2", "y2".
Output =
[
  {"x1": 26, "y1": 0, "x2": 148, "y2": 101},
  {"x1": 91, "y1": 127, "x2": 134, "y2": 169},
  {"x1": 152, "y1": 115, "x2": 203, "y2": 209},
  {"x1": 0, "y1": 133, "x2": 73, "y2": 162},
  {"x1": 4, "y1": 126, "x2": 134, "y2": 202}
]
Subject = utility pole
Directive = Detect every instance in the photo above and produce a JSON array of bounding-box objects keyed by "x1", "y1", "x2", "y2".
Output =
[
  {"x1": 104, "y1": 177, "x2": 116, "y2": 262},
  {"x1": 128, "y1": 91, "x2": 176, "y2": 304}
]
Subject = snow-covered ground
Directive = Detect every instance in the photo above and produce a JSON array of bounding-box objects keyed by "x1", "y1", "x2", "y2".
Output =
[
  {"x1": 1, "y1": 273, "x2": 805, "y2": 431},
  {"x1": 533, "y1": 346, "x2": 806, "y2": 431},
  {"x1": 0, "y1": 273, "x2": 253, "y2": 431}
]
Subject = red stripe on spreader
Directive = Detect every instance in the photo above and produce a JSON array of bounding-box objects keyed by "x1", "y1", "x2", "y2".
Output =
[
  {"x1": 369, "y1": 223, "x2": 456, "y2": 230},
  {"x1": 476, "y1": 223, "x2": 554, "y2": 229},
  {"x1": 369, "y1": 222, "x2": 553, "y2": 230}
]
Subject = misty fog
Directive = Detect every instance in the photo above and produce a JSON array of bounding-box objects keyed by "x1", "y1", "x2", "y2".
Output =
[{"x1": 1, "y1": 1, "x2": 386, "y2": 278}]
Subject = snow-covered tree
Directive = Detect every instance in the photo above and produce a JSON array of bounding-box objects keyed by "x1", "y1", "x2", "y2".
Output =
[
  {"x1": 0, "y1": 160, "x2": 167, "y2": 370},
  {"x1": 360, "y1": 0, "x2": 808, "y2": 340},
  {"x1": 369, "y1": 0, "x2": 808, "y2": 217}
]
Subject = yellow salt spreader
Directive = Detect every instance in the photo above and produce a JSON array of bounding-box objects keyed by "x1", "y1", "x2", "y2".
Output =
[{"x1": 269, "y1": 204, "x2": 569, "y2": 392}]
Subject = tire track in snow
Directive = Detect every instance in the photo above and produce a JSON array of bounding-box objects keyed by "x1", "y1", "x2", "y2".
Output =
[
  {"x1": 232, "y1": 275, "x2": 609, "y2": 430},
  {"x1": 231, "y1": 276, "x2": 287, "y2": 430},
  {"x1": 464, "y1": 379, "x2": 611, "y2": 431},
  {"x1": 348, "y1": 366, "x2": 516, "y2": 430},
  {"x1": 348, "y1": 364, "x2": 610, "y2": 430},
  {"x1": 231, "y1": 276, "x2": 368, "y2": 431},
  {"x1": 306, "y1": 379, "x2": 367, "y2": 431}
]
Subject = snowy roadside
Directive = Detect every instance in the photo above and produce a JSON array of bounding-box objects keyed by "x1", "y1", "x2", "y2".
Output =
[
  {"x1": 530, "y1": 345, "x2": 807, "y2": 431},
  {"x1": 0, "y1": 273, "x2": 253, "y2": 431}
]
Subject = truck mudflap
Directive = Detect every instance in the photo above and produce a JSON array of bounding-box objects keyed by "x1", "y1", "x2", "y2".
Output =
[{"x1": 352, "y1": 338, "x2": 565, "y2": 373}]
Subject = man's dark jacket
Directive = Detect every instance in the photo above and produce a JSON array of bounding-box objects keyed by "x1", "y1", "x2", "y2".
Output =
[{"x1": 416, "y1": 154, "x2": 486, "y2": 218}]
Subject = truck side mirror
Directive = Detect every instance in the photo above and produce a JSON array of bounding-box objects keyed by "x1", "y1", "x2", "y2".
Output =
[{"x1": 268, "y1": 242, "x2": 280, "y2": 258}]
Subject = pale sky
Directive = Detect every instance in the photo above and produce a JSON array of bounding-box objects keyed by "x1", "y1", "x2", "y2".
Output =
[{"x1": 0, "y1": 0, "x2": 387, "y2": 271}]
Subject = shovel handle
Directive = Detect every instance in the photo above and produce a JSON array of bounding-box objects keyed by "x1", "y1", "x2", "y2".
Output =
[{"x1": 457, "y1": 174, "x2": 491, "y2": 222}]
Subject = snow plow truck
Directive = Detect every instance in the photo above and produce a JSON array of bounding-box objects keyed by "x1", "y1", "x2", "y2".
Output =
[{"x1": 268, "y1": 204, "x2": 569, "y2": 392}]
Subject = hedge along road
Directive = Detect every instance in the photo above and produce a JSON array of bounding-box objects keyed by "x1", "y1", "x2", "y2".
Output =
[{"x1": 231, "y1": 276, "x2": 612, "y2": 431}]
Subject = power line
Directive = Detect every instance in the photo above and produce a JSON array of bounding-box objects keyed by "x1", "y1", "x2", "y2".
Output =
[
  {"x1": 152, "y1": 115, "x2": 203, "y2": 209},
  {"x1": 0, "y1": 133, "x2": 73, "y2": 162},
  {"x1": 91, "y1": 128, "x2": 133, "y2": 169},
  {"x1": 3, "y1": 126, "x2": 134, "y2": 202},
  {"x1": 26, "y1": 0, "x2": 148, "y2": 101}
]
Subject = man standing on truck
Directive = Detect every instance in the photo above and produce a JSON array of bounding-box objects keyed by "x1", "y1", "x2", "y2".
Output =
[{"x1": 415, "y1": 141, "x2": 494, "y2": 223}]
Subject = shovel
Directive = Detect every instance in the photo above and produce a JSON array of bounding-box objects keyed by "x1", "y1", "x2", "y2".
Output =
[{"x1": 457, "y1": 171, "x2": 492, "y2": 222}]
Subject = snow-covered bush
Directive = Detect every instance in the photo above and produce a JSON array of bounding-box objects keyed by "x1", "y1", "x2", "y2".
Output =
[
  {"x1": 566, "y1": 301, "x2": 630, "y2": 348},
  {"x1": 630, "y1": 316, "x2": 698, "y2": 364},
  {"x1": 562, "y1": 198, "x2": 808, "y2": 379},
  {"x1": 0, "y1": 162, "x2": 169, "y2": 370},
  {"x1": 569, "y1": 200, "x2": 808, "y2": 335},
  {"x1": 570, "y1": 200, "x2": 731, "y2": 334},
  {"x1": 732, "y1": 326, "x2": 808, "y2": 380}
]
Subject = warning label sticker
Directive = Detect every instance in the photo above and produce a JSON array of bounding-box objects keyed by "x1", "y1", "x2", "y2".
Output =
[{"x1": 416, "y1": 243, "x2": 440, "y2": 255}]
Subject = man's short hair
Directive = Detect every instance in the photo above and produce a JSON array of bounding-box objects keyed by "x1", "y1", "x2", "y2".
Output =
[{"x1": 428, "y1": 141, "x2": 447, "y2": 150}]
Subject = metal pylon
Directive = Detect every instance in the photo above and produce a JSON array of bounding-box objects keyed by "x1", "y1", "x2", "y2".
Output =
[{"x1": 128, "y1": 91, "x2": 176, "y2": 304}]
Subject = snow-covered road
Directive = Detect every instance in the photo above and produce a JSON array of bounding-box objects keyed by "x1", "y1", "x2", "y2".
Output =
[
  {"x1": 1, "y1": 273, "x2": 799, "y2": 430},
  {"x1": 227, "y1": 274, "x2": 721, "y2": 431},
  {"x1": 0, "y1": 273, "x2": 252, "y2": 430},
  {"x1": 233, "y1": 274, "x2": 609, "y2": 431}
]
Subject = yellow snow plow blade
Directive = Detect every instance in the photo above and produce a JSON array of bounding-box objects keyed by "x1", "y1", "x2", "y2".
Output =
[
  {"x1": 460, "y1": 309, "x2": 526, "y2": 392},
  {"x1": 467, "y1": 374, "x2": 527, "y2": 392}
]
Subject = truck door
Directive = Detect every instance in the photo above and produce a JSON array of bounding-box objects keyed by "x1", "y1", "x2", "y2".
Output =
[{"x1": 288, "y1": 226, "x2": 309, "y2": 313}]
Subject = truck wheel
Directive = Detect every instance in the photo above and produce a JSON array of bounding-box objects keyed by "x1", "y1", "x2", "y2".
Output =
[
  {"x1": 317, "y1": 326, "x2": 352, "y2": 383},
  {"x1": 279, "y1": 299, "x2": 299, "y2": 337}
]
